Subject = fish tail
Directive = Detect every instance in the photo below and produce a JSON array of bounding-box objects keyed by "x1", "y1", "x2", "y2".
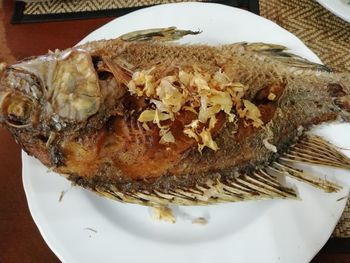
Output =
[{"x1": 273, "y1": 135, "x2": 350, "y2": 192}]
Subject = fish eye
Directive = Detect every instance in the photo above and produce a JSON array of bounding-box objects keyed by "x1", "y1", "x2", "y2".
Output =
[{"x1": 0, "y1": 92, "x2": 33, "y2": 128}]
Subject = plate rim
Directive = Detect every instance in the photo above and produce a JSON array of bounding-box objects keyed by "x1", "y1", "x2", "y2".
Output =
[{"x1": 316, "y1": 0, "x2": 350, "y2": 23}]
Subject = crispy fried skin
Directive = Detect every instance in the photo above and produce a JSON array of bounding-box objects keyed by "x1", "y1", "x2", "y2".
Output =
[{"x1": 1, "y1": 39, "x2": 349, "y2": 195}]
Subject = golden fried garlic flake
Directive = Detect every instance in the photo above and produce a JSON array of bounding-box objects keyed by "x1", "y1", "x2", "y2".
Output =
[
  {"x1": 241, "y1": 100, "x2": 264, "y2": 128},
  {"x1": 128, "y1": 66, "x2": 263, "y2": 151},
  {"x1": 150, "y1": 206, "x2": 176, "y2": 223}
]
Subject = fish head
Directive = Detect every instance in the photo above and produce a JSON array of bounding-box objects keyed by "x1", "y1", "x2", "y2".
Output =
[{"x1": 0, "y1": 50, "x2": 102, "y2": 131}]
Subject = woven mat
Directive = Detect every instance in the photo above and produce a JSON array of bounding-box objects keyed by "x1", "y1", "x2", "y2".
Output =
[
  {"x1": 260, "y1": 0, "x2": 350, "y2": 72},
  {"x1": 22, "y1": 0, "x2": 204, "y2": 15},
  {"x1": 260, "y1": 0, "x2": 350, "y2": 238},
  {"x1": 12, "y1": 0, "x2": 208, "y2": 23},
  {"x1": 11, "y1": 0, "x2": 259, "y2": 23},
  {"x1": 12, "y1": 0, "x2": 259, "y2": 23}
]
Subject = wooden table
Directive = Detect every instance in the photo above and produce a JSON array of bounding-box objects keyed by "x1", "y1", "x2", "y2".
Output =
[{"x1": 0, "y1": 1, "x2": 348, "y2": 262}]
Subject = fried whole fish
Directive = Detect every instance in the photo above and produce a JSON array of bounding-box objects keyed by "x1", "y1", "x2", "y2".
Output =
[{"x1": 1, "y1": 27, "x2": 350, "y2": 205}]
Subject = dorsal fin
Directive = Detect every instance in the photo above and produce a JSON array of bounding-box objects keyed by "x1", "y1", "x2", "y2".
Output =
[
  {"x1": 243, "y1": 42, "x2": 331, "y2": 72},
  {"x1": 119, "y1": 27, "x2": 201, "y2": 42}
]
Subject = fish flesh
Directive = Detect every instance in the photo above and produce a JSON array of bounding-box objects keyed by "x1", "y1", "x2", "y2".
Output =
[{"x1": 1, "y1": 27, "x2": 350, "y2": 206}]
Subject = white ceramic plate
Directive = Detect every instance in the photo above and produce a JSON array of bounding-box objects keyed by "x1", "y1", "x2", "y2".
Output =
[
  {"x1": 22, "y1": 3, "x2": 350, "y2": 263},
  {"x1": 316, "y1": 0, "x2": 350, "y2": 22}
]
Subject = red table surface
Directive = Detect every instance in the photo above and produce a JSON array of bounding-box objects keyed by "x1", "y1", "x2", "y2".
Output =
[{"x1": 0, "y1": 1, "x2": 348, "y2": 262}]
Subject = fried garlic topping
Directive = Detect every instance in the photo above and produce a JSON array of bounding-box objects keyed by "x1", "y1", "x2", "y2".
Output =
[{"x1": 128, "y1": 66, "x2": 263, "y2": 152}]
